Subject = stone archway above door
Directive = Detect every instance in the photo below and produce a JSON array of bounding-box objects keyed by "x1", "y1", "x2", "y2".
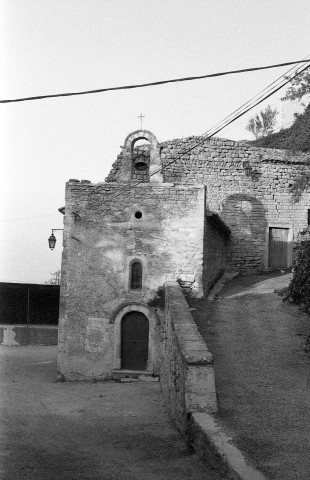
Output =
[{"x1": 112, "y1": 304, "x2": 157, "y2": 372}]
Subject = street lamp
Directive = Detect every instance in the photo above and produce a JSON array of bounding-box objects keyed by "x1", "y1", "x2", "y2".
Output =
[{"x1": 48, "y1": 229, "x2": 63, "y2": 250}]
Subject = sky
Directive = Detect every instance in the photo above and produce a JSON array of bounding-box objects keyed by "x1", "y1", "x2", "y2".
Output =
[{"x1": 1, "y1": 0, "x2": 310, "y2": 284}]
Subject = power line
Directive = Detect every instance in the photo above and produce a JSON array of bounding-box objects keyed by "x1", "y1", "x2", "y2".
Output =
[
  {"x1": 220, "y1": 98, "x2": 281, "y2": 135},
  {"x1": 4, "y1": 61, "x2": 307, "y2": 222},
  {"x1": 133, "y1": 60, "x2": 310, "y2": 185},
  {"x1": 1, "y1": 60, "x2": 309, "y2": 104},
  {"x1": 0, "y1": 214, "x2": 59, "y2": 222},
  {"x1": 194, "y1": 58, "x2": 309, "y2": 140}
]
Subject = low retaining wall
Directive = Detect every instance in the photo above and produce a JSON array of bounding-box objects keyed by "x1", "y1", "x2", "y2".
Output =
[
  {"x1": 160, "y1": 281, "x2": 267, "y2": 480},
  {"x1": 160, "y1": 282, "x2": 217, "y2": 435},
  {"x1": 0, "y1": 325, "x2": 58, "y2": 346}
]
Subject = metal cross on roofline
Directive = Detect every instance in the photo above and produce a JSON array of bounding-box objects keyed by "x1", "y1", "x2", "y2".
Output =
[{"x1": 138, "y1": 113, "x2": 145, "y2": 129}]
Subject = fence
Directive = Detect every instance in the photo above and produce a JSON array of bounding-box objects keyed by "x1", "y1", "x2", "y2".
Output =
[
  {"x1": 0, "y1": 283, "x2": 60, "y2": 325},
  {"x1": 0, "y1": 283, "x2": 60, "y2": 346}
]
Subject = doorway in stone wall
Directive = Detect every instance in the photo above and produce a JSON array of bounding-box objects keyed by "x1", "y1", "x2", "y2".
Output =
[
  {"x1": 121, "y1": 311, "x2": 149, "y2": 370},
  {"x1": 268, "y1": 227, "x2": 290, "y2": 268}
]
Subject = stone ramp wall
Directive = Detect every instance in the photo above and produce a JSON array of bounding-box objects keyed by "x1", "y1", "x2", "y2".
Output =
[
  {"x1": 159, "y1": 282, "x2": 267, "y2": 479},
  {"x1": 160, "y1": 282, "x2": 217, "y2": 435}
]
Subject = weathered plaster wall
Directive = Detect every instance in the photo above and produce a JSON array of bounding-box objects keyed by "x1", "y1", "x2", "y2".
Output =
[
  {"x1": 160, "y1": 282, "x2": 217, "y2": 435},
  {"x1": 58, "y1": 181, "x2": 205, "y2": 379}
]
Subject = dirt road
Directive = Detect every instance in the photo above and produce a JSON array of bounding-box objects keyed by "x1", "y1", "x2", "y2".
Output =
[
  {"x1": 194, "y1": 273, "x2": 310, "y2": 480},
  {"x1": 0, "y1": 346, "x2": 224, "y2": 480}
]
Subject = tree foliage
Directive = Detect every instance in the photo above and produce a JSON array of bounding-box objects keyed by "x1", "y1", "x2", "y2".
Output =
[
  {"x1": 282, "y1": 67, "x2": 310, "y2": 102},
  {"x1": 45, "y1": 270, "x2": 61, "y2": 285},
  {"x1": 248, "y1": 66, "x2": 310, "y2": 151},
  {"x1": 265, "y1": 68, "x2": 310, "y2": 328},
  {"x1": 246, "y1": 105, "x2": 278, "y2": 139},
  {"x1": 252, "y1": 103, "x2": 310, "y2": 152}
]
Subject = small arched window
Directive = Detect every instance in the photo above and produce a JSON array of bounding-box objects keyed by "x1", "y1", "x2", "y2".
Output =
[{"x1": 130, "y1": 261, "x2": 142, "y2": 290}]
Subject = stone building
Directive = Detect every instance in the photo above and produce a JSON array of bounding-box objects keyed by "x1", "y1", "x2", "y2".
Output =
[{"x1": 57, "y1": 129, "x2": 310, "y2": 380}]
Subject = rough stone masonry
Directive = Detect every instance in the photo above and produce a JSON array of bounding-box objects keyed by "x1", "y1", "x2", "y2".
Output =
[{"x1": 58, "y1": 129, "x2": 310, "y2": 380}]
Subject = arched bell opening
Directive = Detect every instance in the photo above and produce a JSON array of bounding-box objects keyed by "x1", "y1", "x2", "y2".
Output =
[
  {"x1": 122, "y1": 130, "x2": 162, "y2": 183},
  {"x1": 131, "y1": 139, "x2": 150, "y2": 181}
]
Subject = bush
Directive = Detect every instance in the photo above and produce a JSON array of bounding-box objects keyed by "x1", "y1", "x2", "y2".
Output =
[
  {"x1": 147, "y1": 286, "x2": 165, "y2": 309},
  {"x1": 252, "y1": 103, "x2": 310, "y2": 152},
  {"x1": 288, "y1": 237, "x2": 310, "y2": 312}
]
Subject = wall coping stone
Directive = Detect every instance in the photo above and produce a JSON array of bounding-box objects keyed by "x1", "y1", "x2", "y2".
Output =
[
  {"x1": 189, "y1": 413, "x2": 267, "y2": 480},
  {"x1": 66, "y1": 181, "x2": 201, "y2": 189},
  {"x1": 165, "y1": 282, "x2": 214, "y2": 365},
  {"x1": 160, "y1": 135, "x2": 310, "y2": 164}
]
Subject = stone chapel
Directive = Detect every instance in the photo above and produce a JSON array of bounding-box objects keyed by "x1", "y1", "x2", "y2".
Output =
[{"x1": 57, "y1": 129, "x2": 310, "y2": 380}]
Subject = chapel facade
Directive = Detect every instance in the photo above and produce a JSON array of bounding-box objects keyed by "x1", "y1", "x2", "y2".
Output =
[{"x1": 57, "y1": 129, "x2": 310, "y2": 380}]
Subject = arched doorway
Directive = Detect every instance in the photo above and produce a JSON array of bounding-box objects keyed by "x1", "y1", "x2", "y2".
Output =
[{"x1": 121, "y1": 311, "x2": 149, "y2": 370}]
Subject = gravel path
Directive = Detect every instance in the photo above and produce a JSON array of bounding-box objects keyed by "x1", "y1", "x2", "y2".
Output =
[{"x1": 193, "y1": 273, "x2": 310, "y2": 480}]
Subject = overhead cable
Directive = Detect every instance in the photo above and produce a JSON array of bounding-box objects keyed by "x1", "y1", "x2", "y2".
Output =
[
  {"x1": 0, "y1": 214, "x2": 59, "y2": 222},
  {"x1": 0, "y1": 60, "x2": 309, "y2": 104},
  {"x1": 132, "y1": 60, "x2": 310, "y2": 185},
  {"x1": 195, "y1": 58, "x2": 310, "y2": 140}
]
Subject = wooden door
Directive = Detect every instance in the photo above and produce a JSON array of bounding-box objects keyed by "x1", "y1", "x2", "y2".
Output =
[
  {"x1": 269, "y1": 227, "x2": 289, "y2": 268},
  {"x1": 121, "y1": 312, "x2": 149, "y2": 370}
]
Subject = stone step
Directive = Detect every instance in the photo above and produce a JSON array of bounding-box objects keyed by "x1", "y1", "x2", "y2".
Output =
[{"x1": 112, "y1": 369, "x2": 153, "y2": 380}]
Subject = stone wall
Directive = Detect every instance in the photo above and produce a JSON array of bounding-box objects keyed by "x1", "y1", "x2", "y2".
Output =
[
  {"x1": 106, "y1": 134, "x2": 310, "y2": 273},
  {"x1": 159, "y1": 136, "x2": 310, "y2": 272},
  {"x1": 59, "y1": 130, "x2": 310, "y2": 381},
  {"x1": 160, "y1": 282, "x2": 217, "y2": 435},
  {"x1": 159, "y1": 277, "x2": 267, "y2": 479},
  {"x1": 58, "y1": 180, "x2": 206, "y2": 379}
]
